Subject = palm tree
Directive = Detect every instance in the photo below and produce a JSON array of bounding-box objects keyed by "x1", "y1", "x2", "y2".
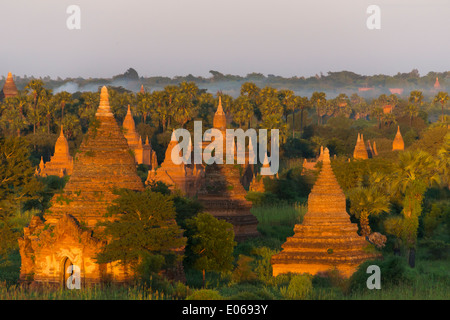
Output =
[
  {"x1": 232, "y1": 95, "x2": 254, "y2": 128},
  {"x1": 311, "y1": 91, "x2": 326, "y2": 125},
  {"x1": 151, "y1": 90, "x2": 170, "y2": 131},
  {"x1": 404, "y1": 104, "x2": 419, "y2": 127},
  {"x1": 291, "y1": 96, "x2": 309, "y2": 137},
  {"x1": 24, "y1": 79, "x2": 47, "y2": 134},
  {"x1": 348, "y1": 187, "x2": 390, "y2": 238},
  {"x1": 388, "y1": 151, "x2": 441, "y2": 267},
  {"x1": 370, "y1": 106, "x2": 384, "y2": 129},
  {"x1": 409, "y1": 90, "x2": 423, "y2": 106},
  {"x1": 53, "y1": 91, "x2": 73, "y2": 125},
  {"x1": 433, "y1": 91, "x2": 449, "y2": 122},
  {"x1": 278, "y1": 89, "x2": 295, "y2": 124},
  {"x1": 136, "y1": 91, "x2": 152, "y2": 123}
]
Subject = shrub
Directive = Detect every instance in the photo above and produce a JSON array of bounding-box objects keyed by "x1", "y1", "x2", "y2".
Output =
[
  {"x1": 348, "y1": 256, "x2": 413, "y2": 293},
  {"x1": 419, "y1": 239, "x2": 450, "y2": 260},
  {"x1": 280, "y1": 274, "x2": 313, "y2": 300},
  {"x1": 186, "y1": 289, "x2": 223, "y2": 300},
  {"x1": 231, "y1": 255, "x2": 258, "y2": 283}
]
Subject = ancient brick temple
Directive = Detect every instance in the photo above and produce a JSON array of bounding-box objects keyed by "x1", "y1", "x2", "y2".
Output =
[
  {"x1": 36, "y1": 126, "x2": 74, "y2": 177},
  {"x1": 271, "y1": 148, "x2": 379, "y2": 277},
  {"x1": 19, "y1": 87, "x2": 146, "y2": 286},
  {"x1": 392, "y1": 126, "x2": 405, "y2": 151},
  {"x1": 123, "y1": 105, "x2": 156, "y2": 167},
  {"x1": 0, "y1": 72, "x2": 19, "y2": 100},
  {"x1": 197, "y1": 98, "x2": 259, "y2": 240},
  {"x1": 353, "y1": 133, "x2": 369, "y2": 159},
  {"x1": 145, "y1": 130, "x2": 204, "y2": 197}
]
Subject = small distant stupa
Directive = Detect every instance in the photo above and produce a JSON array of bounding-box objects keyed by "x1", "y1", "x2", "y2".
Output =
[
  {"x1": 249, "y1": 153, "x2": 274, "y2": 193},
  {"x1": 353, "y1": 133, "x2": 369, "y2": 159},
  {"x1": 271, "y1": 148, "x2": 380, "y2": 277},
  {"x1": 392, "y1": 126, "x2": 405, "y2": 151},
  {"x1": 434, "y1": 77, "x2": 441, "y2": 90},
  {"x1": 37, "y1": 126, "x2": 74, "y2": 177},
  {"x1": 0, "y1": 72, "x2": 19, "y2": 100},
  {"x1": 145, "y1": 130, "x2": 204, "y2": 197},
  {"x1": 123, "y1": 105, "x2": 155, "y2": 167}
]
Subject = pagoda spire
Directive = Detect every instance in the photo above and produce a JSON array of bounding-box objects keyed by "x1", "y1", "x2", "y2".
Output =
[
  {"x1": 96, "y1": 86, "x2": 113, "y2": 117},
  {"x1": 392, "y1": 126, "x2": 404, "y2": 151},
  {"x1": 271, "y1": 147, "x2": 379, "y2": 277}
]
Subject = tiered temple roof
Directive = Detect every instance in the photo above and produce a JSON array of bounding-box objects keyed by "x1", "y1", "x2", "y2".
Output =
[
  {"x1": 392, "y1": 126, "x2": 405, "y2": 151},
  {"x1": 0, "y1": 72, "x2": 19, "y2": 100},
  {"x1": 37, "y1": 126, "x2": 74, "y2": 177},
  {"x1": 271, "y1": 148, "x2": 380, "y2": 277},
  {"x1": 44, "y1": 87, "x2": 144, "y2": 227},
  {"x1": 353, "y1": 133, "x2": 369, "y2": 159},
  {"x1": 19, "y1": 86, "x2": 146, "y2": 285},
  {"x1": 197, "y1": 98, "x2": 259, "y2": 240}
]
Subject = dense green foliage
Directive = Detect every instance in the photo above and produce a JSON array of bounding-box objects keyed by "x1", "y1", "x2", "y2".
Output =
[{"x1": 0, "y1": 74, "x2": 448, "y2": 299}]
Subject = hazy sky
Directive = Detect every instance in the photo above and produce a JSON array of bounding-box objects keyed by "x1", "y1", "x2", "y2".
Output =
[{"x1": 0, "y1": 0, "x2": 449, "y2": 78}]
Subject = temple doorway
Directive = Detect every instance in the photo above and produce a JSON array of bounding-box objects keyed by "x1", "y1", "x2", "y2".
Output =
[{"x1": 62, "y1": 257, "x2": 73, "y2": 289}]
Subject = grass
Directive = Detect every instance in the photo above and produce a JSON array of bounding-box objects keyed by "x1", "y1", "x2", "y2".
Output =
[
  {"x1": 251, "y1": 203, "x2": 307, "y2": 241},
  {"x1": 1, "y1": 202, "x2": 449, "y2": 300}
]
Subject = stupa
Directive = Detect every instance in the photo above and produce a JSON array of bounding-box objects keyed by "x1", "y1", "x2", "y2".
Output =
[
  {"x1": 0, "y1": 72, "x2": 19, "y2": 100},
  {"x1": 145, "y1": 130, "x2": 204, "y2": 197},
  {"x1": 197, "y1": 97, "x2": 259, "y2": 240},
  {"x1": 18, "y1": 87, "x2": 147, "y2": 286},
  {"x1": 271, "y1": 148, "x2": 379, "y2": 277},
  {"x1": 392, "y1": 126, "x2": 404, "y2": 151},
  {"x1": 37, "y1": 126, "x2": 74, "y2": 177},
  {"x1": 353, "y1": 133, "x2": 369, "y2": 159},
  {"x1": 434, "y1": 77, "x2": 441, "y2": 90},
  {"x1": 249, "y1": 154, "x2": 273, "y2": 193},
  {"x1": 122, "y1": 105, "x2": 154, "y2": 167}
]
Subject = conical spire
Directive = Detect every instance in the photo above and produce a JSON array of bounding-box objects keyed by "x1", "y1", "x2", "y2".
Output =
[
  {"x1": 392, "y1": 126, "x2": 404, "y2": 151},
  {"x1": 123, "y1": 104, "x2": 140, "y2": 147},
  {"x1": 1, "y1": 72, "x2": 18, "y2": 99},
  {"x1": 271, "y1": 146, "x2": 379, "y2": 277},
  {"x1": 213, "y1": 96, "x2": 227, "y2": 131},
  {"x1": 434, "y1": 77, "x2": 441, "y2": 89},
  {"x1": 95, "y1": 86, "x2": 113, "y2": 117},
  {"x1": 353, "y1": 132, "x2": 369, "y2": 159},
  {"x1": 140, "y1": 85, "x2": 145, "y2": 94},
  {"x1": 45, "y1": 89, "x2": 144, "y2": 226}
]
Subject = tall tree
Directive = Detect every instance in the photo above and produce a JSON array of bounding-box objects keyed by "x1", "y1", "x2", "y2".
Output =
[
  {"x1": 185, "y1": 212, "x2": 236, "y2": 288},
  {"x1": 311, "y1": 91, "x2": 326, "y2": 125},
  {"x1": 96, "y1": 189, "x2": 186, "y2": 277},
  {"x1": 387, "y1": 151, "x2": 441, "y2": 267},
  {"x1": 348, "y1": 186, "x2": 390, "y2": 237},
  {"x1": 433, "y1": 91, "x2": 449, "y2": 123}
]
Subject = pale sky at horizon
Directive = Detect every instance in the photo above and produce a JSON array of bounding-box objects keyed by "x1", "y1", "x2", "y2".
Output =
[{"x1": 0, "y1": 0, "x2": 449, "y2": 79}]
